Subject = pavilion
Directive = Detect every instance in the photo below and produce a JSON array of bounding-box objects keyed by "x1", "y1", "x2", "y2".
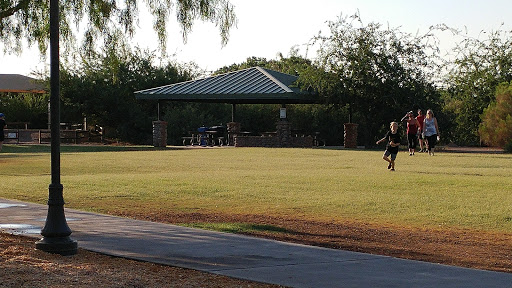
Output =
[
  {"x1": 0, "y1": 74, "x2": 46, "y2": 94},
  {"x1": 135, "y1": 66, "x2": 318, "y2": 147}
]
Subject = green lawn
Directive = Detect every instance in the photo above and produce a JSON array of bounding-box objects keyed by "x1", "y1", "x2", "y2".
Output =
[{"x1": 1, "y1": 144, "x2": 511, "y2": 232}]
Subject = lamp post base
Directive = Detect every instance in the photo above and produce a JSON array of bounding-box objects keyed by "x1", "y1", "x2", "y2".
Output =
[
  {"x1": 36, "y1": 183, "x2": 78, "y2": 256},
  {"x1": 36, "y1": 236, "x2": 77, "y2": 256}
]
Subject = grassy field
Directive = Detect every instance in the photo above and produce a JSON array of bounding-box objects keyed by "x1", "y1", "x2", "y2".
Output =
[{"x1": 1, "y1": 144, "x2": 511, "y2": 232}]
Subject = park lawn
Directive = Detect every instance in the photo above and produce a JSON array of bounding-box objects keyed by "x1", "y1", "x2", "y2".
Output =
[{"x1": 0, "y1": 145, "x2": 511, "y2": 233}]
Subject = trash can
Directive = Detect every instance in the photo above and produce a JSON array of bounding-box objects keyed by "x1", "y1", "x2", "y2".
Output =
[{"x1": 198, "y1": 126, "x2": 208, "y2": 146}]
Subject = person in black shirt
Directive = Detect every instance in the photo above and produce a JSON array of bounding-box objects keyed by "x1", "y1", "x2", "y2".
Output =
[
  {"x1": 0, "y1": 113, "x2": 6, "y2": 152},
  {"x1": 376, "y1": 122, "x2": 401, "y2": 171}
]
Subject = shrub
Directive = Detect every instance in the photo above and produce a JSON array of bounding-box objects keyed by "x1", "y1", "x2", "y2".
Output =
[
  {"x1": 479, "y1": 82, "x2": 512, "y2": 147},
  {"x1": 504, "y1": 140, "x2": 512, "y2": 153}
]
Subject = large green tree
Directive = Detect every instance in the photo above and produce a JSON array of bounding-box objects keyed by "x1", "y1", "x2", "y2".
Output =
[
  {"x1": 59, "y1": 46, "x2": 197, "y2": 144},
  {"x1": 0, "y1": 92, "x2": 49, "y2": 128},
  {"x1": 0, "y1": 0, "x2": 237, "y2": 55},
  {"x1": 300, "y1": 13, "x2": 442, "y2": 147},
  {"x1": 442, "y1": 28, "x2": 512, "y2": 145}
]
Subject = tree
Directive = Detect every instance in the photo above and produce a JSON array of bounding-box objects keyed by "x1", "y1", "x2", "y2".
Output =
[
  {"x1": 479, "y1": 82, "x2": 512, "y2": 148},
  {"x1": 301, "y1": 13, "x2": 441, "y2": 147},
  {"x1": 442, "y1": 28, "x2": 512, "y2": 145},
  {"x1": 0, "y1": 92, "x2": 49, "y2": 128},
  {"x1": 0, "y1": 0, "x2": 237, "y2": 56},
  {"x1": 58, "y1": 46, "x2": 197, "y2": 144},
  {"x1": 216, "y1": 53, "x2": 315, "y2": 77}
]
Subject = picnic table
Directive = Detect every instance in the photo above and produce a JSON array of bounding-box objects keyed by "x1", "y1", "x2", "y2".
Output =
[{"x1": 182, "y1": 126, "x2": 225, "y2": 146}]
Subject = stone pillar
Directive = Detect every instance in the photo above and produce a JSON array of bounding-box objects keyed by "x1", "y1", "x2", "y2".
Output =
[
  {"x1": 344, "y1": 123, "x2": 358, "y2": 148},
  {"x1": 227, "y1": 122, "x2": 241, "y2": 146},
  {"x1": 227, "y1": 122, "x2": 241, "y2": 133},
  {"x1": 276, "y1": 120, "x2": 292, "y2": 147},
  {"x1": 152, "y1": 120, "x2": 167, "y2": 147}
]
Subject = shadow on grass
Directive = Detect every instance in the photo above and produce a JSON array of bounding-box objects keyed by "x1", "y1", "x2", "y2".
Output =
[
  {"x1": 2, "y1": 144, "x2": 180, "y2": 153},
  {"x1": 182, "y1": 222, "x2": 293, "y2": 234},
  {"x1": 179, "y1": 222, "x2": 365, "y2": 251}
]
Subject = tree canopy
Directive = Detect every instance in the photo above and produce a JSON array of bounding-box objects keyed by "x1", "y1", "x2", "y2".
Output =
[
  {"x1": 57, "y1": 44, "x2": 200, "y2": 144},
  {"x1": 0, "y1": 0, "x2": 237, "y2": 56},
  {"x1": 298, "y1": 13, "x2": 442, "y2": 146},
  {"x1": 442, "y1": 28, "x2": 512, "y2": 145}
]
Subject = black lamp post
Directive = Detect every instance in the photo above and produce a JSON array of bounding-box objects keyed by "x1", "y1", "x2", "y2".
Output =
[{"x1": 35, "y1": 0, "x2": 78, "y2": 255}]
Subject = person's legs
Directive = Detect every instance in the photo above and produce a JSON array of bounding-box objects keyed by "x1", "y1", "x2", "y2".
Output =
[
  {"x1": 408, "y1": 134, "x2": 417, "y2": 155},
  {"x1": 390, "y1": 152, "x2": 397, "y2": 171},
  {"x1": 383, "y1": 150, "x2": 392, "y2": 169},
  {"x1": 429, "y1": 135, "x2": 437, "y2": 156},
  {"x1": 426, "y1": 135, "x2": 437, "y2": 155},
  {"x1": 407, "y1": 134, "x2": 413, "y2": 155}
]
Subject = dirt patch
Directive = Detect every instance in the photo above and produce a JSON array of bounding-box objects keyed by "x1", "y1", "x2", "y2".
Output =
[
  {"x1": 121, "y1": 211, "x2": 512, "y2": 274},
  {"x1": 0, "y1": 233, "x2": 280, "y2": 288}
]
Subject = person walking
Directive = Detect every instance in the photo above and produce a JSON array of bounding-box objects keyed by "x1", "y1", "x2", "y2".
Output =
[
  {"x1": 416, "y1": 109, "x2": 426, "y2": 152},
  {"x1": 376, "y1": 122, "x2": 401, "y2": 171},
  {"x1": 0, "y1": 113, "x2": 6, "y2": 152},
  {"x1": 401, "y1": 111, "x2": 420, "y2": 156},
  {"x1": 422, "y1": 109, "x2": 440, "y2": 156}
]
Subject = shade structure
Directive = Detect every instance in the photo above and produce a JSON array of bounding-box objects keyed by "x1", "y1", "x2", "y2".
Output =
[
  {"x1": 134, "y1": 66, "x2": 316, "y2": 104},
  {"x1": 0, "y1": 74, "x2": 46, "y2": 94}
]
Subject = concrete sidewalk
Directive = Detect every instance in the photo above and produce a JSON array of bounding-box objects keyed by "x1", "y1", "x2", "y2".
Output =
[{"x1": 1, "y1": 198, "x2": 511, "y2": 288}]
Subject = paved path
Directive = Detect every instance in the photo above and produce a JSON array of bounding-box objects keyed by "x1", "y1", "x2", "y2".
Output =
[{"x1": 1, "y1": 198, "x2": 511, "y2": 288}]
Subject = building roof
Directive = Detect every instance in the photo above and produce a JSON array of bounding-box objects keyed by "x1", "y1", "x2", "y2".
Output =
[
  {"x1": 0, "y1": 74, "x2": 46, "y2": 93},
  {"x1": 134, "y1": 66, "x2": 316, "y2": 104}
]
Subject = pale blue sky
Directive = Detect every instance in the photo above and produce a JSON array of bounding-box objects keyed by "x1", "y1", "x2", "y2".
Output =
[{"x1": 1, "y1": 0, "x2": 511, "y2": 76}]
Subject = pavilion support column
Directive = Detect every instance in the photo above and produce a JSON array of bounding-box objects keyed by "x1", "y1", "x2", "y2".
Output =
[
  {"x1": 276, "y1": 120, "x2": 291, "y2": 147},
  {"x1": 344, "y1": 123, "x2": 358, "y2": 148},
  {"x1": 231, "y1": 104, "x2": 237, "y2": 122},
  {"x1": 152, "y1": 120, "x2": 167, "y2": 147},
  {"x1": 227, "y1": 122, "x2": 241, "y2": 146}
]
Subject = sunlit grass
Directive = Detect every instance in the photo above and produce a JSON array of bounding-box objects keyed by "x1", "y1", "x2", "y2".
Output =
[{"x1": 1, "y1": 144, "x2": 511, "y2": 232}]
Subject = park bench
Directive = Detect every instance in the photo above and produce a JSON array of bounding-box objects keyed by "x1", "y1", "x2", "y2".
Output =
[{"x1": 182, "y1": 135, "x2": 196, "y2": 146}]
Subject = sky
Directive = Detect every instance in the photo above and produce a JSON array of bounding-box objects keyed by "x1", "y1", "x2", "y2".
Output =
[{"x1": 1, "y1": 0, "x2": 511, "y2": 76}]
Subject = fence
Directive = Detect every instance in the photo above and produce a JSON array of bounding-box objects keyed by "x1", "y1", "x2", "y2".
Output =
[{"x1": 3, "y1": 129, "x2": 102, "y2": 144}]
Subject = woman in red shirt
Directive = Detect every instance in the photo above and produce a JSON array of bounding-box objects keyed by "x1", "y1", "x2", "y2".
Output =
[
  {"x1": 416, "y1": 109, "x2": 425, "y2": 152},
  {"x1": 401, "y1": 111, "x2": 420, "y2": 156}
]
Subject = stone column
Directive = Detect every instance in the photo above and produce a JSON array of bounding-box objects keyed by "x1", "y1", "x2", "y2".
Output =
[
  {"x1": 227, "y1": 122, "x2": 241, "y2": 146},
  {"x1": 152, "y1": 120, "x2": 167, "y2": 147},
  {"x1": 276, "y1": 120, "x2": 291, "y2": 147},
  {"x1": 344, "y1": 123, "x2": 358, "y2": 148}
]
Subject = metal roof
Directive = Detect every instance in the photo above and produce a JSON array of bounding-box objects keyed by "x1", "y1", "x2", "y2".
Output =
[
  {"x1": 0, "y1": 74, "x2": 46, "y2": 93},
  {"x1": 134, "y1": 66, "x2": 316, "y2": 104}
]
